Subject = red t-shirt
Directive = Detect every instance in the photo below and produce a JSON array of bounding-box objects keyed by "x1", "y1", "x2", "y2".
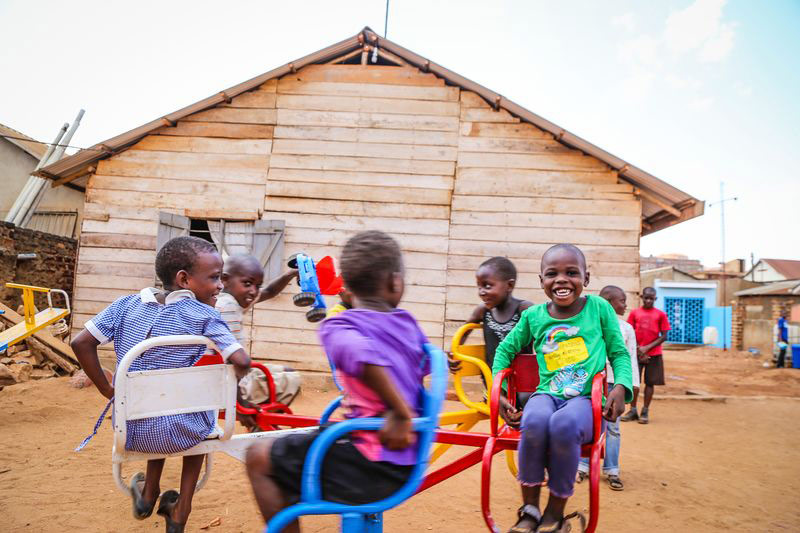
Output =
[{"x1": 627, "y1": 307, "x2": 670, "y2": 356}]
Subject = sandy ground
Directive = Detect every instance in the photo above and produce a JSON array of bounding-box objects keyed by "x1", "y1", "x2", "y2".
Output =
[{"x1": 1, "y1": 346, "x2": 799, "y2": 532}]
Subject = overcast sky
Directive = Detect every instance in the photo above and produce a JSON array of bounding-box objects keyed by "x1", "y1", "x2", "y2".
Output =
[{"x1": 1, "y1": 0, "x2": 797, "y2": 269}]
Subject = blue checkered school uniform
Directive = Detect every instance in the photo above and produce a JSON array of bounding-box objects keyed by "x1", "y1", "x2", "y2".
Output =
[{"x1": 84, "y1": 288, "x2": 242, "y2": 454}]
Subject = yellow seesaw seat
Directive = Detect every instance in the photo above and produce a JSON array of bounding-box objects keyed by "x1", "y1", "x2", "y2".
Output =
[
  {"x1": 0, "y1": 283, "x2": 70, "y2": 352},
  {"x1": 431, "y1": 323, "x2": 519, "y2": 475},
  {"x1": 431, "y1": 323, "x2": 492, "y2": 462}
]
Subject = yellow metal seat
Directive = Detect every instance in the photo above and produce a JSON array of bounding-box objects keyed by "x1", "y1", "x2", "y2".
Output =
[
  {"x1": 431, "y1": 323, "x2": 492, "y2": 463},
  {"x1": 0, "y1": 283, "x2": 70, "y2": 353},
  {"x1": 432, "y1": 323, "x2": 519, "y2": 475}
]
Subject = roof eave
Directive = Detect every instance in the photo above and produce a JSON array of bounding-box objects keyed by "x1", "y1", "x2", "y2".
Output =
[{"x1": 39, "y1": 27, "x2": 701, "y2": 235}]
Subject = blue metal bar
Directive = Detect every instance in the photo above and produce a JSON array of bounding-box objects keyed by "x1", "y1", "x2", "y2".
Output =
[
  {"x1": 267, "y1": 344, "x2": 446, "y2": 532},
  {"x1": 319, "y1": 396, "x2": 343, "y2": 425}
]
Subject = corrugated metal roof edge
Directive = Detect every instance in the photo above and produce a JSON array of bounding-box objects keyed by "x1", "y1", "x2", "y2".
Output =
[{"x1": 38, "y1": 27, "x2": 702, "y2": 231}]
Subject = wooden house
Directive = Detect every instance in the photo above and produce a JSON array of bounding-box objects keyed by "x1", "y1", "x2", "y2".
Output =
[{"x1": 37, "y1": 28, "x2": 703, "y2": 371}]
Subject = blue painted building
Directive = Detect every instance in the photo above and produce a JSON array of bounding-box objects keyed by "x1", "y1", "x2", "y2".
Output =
[{"x1": 643, "y1": 273, "x2": 731, "y2": 348}]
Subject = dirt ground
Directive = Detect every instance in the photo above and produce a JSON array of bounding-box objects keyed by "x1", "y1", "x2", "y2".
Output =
[{"x1": 1, "y1": 346, "x2": 799, "y2": 532}]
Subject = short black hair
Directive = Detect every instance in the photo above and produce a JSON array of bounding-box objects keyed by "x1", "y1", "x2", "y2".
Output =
[
  {"x1": 642, "y1": 286, "x2": 657, "y2": 295},
  {"x1": 599, "y1": 285, "x2": 625, "y2": 299},
  {"x1": 479, "y1": 256, "x2": 517, "y2": 281},
  {"x1": 155, "y1": 236, "x2": 218, "y2": 288},
  {"x1": 224, "y1": 254, "x2": 263, "y2": 277},
  {"x1": 540, "y1": 243, "x2": 587, "y2": 271},
  {"x1": 340, "y1": 231, "x2": 403, "y2": 297}
]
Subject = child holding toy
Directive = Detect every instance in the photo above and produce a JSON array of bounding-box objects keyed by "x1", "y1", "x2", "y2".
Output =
[
  {"x1": 493, "y1": 244, "x2": 633, "y2": 533},
  {"x1": 216, "y1": 254, "x2": 301, "y2": 409},
  {"x1": 449, "y1": 256, "x2": 533, "y2": 374},
  {"x1": 71, "y1": 236, "x2": 252, "y2": 533},
  {"x1": 576, "y1": 285, "x2": 639, "y2": 491},
  {"x1": 246, "y1": 230, "x2": 429, "y2": 532}
]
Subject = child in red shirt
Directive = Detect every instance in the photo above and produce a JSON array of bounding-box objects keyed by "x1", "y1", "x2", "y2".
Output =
[{"x1": 621, "y1": 286, "x2": 670, "y2": 424}]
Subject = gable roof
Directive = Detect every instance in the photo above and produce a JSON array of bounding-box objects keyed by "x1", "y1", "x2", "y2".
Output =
[
  {"x1": 745, "y1": 258, "x2": 800, "y2": 281},
  {"x1": 735, "y1": 279, "x2": 800, "y2": 297},
  {"x1": 0, "y1": 122, "x2": 48, "y2": 160},
  {"x1": 36, "y1": 27, "x2": 703, "y2": 235}
]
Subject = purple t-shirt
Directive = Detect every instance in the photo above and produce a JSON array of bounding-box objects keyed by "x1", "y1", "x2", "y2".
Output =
[{"x1": 318, "y1": 308, "x2": 430, "y2": 465}]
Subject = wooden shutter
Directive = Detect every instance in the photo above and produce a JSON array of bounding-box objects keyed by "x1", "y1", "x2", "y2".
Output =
[
  {"x1": 156, "y1": 212, "x2": 190, "y2": 252},
  {"x1": 252, "y1": 220, "x2": 285, "y2": 280}
]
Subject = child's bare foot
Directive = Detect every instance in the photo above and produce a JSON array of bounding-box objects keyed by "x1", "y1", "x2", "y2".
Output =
[
  {"x1": 508, "y1": 504, "x2": 541, "y2": 533},
  {"x1": 575, "y1": 470, "x2": 588, "y2": 484}
]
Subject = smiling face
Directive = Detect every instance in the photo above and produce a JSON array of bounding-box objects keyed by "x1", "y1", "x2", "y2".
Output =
[
  {"x1": 476, "y1": 264, "x2": 514, "y2": 310},
  {"x1": 223, "y1": 266, "x2": 264, "y2": 308},
  {"x1": 175, "y1": 251, "x2": 224, "y2": 307},
  {"x1": 539, "y1": 246, "x2": 590, "y2": 310}
]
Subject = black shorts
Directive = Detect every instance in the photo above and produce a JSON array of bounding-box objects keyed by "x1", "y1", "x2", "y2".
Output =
[
  {"x1": 269, "y1": 426, "x2": 413, "y2": 505},
  {"x1": 640, "y1": 356, "x2": 665, "y2": 386}
]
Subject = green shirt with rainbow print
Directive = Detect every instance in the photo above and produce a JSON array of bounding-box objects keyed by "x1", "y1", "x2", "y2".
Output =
[{"x1": 492, "y1": 294, "x2": 633, "y2": 401}]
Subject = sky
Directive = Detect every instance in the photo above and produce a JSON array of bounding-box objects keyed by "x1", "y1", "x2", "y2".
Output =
[{"x1": 1, "y1": 0, "x2": 798, "y2": 269}]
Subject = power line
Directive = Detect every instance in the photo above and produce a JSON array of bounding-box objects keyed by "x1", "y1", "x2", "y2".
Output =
[{"x1": 0, "y1": 133, "x2": 101, "y2": 152}]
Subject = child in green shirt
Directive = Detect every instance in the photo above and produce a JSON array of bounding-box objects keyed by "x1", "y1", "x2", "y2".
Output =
[{"x1": 493, "y1": 244, "x2": 633, "y2": 533}]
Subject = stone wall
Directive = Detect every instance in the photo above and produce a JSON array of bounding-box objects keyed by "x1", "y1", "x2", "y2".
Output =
[{"x1": 0, "y1": 222, "x2": 77, "y2": 312}]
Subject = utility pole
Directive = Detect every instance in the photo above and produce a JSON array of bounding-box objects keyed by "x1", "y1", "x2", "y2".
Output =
[
  {"x1": 708, "y1": 181, "x2": 737, "y2": 350},
  {"x1": 384, "y1": 0, "x2": 390, "y2": 37}
]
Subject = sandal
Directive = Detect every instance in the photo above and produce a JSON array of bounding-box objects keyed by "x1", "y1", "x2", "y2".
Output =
[
  {"x1": 536, "y1": 512, "x2": 586, "y2": 533},
  {"x1": 607, "y1": 474, "x2": 624, "y2": 491},
  {"x1": 129, "y1": 472, "x2": 155, "y2": 520},
  {"x1": 509, "y1": 504, "x2": 542, "y2": 533},
  {"x1": 575, "y1": 470, "x2": 588, "y2": 484},
  {"x1": 157, "y1": 490, "x2": 185, "y2": 533}
]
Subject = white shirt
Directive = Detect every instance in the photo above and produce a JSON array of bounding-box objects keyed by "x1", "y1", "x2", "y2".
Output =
[
  {"x1": 607, "y1": 316, "x2": 639, "y2": 388},
  {"x1": 215, "y1": 292, "x2": 246, "y2": 344}
]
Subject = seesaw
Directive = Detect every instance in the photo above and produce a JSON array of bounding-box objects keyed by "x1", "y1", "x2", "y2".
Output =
[
  {"x1": 251, "y1": 338, "x2": 608, "y2": 532},
  {"x1": 0, "y1": 282, "x2": 70, "y2": 353},
  {"x1": 110, "y1": 334, "x2": 447, "y2": 533}
]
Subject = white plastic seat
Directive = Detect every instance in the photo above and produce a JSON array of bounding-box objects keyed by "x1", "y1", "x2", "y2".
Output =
[{"x1": 111, "y1": 335, "x2": 313, "y2": 495}]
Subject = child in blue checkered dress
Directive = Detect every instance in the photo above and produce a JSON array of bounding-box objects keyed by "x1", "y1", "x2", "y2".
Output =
[{"x1": 72, "y1": 236, "x2": 251, "y2": 533}]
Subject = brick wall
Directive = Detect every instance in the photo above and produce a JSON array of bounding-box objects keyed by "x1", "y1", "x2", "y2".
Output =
[
  {"x1": 732, "y1": 299, "x2": 744, "y2": 350},
  {"x1": 0, "y1": 222, "x2": 77, "y2": 312}
]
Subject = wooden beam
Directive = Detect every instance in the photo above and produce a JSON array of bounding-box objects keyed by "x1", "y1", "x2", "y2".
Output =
[
  {"x1": 376, "y1": 47, "x2": 408, "y2": 66},
  {"x1": 636, "y1": 188, "x2": 682, "y2": 218},
  {"x1": 325, "y1": 48, "x2": 362, "y2": 64},
  {"x1": 51, "y1": 165, "x2": 95, "y2": 188}
]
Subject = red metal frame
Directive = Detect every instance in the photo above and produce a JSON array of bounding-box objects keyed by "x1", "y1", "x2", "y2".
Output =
[
  {"x1": 202, "y1": 352, "x2": 607, "y2": 531},
  {"x1": 195, "y1": 356, "x2": 293, "y2": 429},
  {"x1": 480, "y1": 364, "x2": 608, "y2": 533}
]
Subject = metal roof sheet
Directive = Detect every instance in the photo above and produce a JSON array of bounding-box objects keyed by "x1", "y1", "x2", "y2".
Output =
[
  {"x1": 0, "y1": 123, "x2": 48, "y2": 160},
  {"x1": 37, "y1": 28, "x2": 703, "y2": 234}
]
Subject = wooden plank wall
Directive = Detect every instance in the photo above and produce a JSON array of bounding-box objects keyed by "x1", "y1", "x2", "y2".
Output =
[
  {"x1": 259, "y1": 65, "x2": 458, "y2": 370},
  {"x1": 445, "y1": 91, "x2": 641, "y2": 339},
  {"x1": 70, "y1": 63, "x2": 642, "y2": 370},
  {"x1": 70, "y1": 80, "x2": 277, "y2": 360}
]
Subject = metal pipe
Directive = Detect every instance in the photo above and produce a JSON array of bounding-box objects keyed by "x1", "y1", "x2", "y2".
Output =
[
  {"x1": 18, "y1": 110, "x2": 85, "y2": 227},
  {"x1": 4, "y1": 123, "x2": 68, "y2": 223}
]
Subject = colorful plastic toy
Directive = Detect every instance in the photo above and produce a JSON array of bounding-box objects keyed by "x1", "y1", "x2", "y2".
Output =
[
  {"x1": 266, "y1": 343, "x2": 447, "y2": 533},
  {"x1": 0, "y1": 282, "x2": 70, "y2": 353},
  {"x1": 288, "y1": 254, "x2": 343, "y2": 323}
]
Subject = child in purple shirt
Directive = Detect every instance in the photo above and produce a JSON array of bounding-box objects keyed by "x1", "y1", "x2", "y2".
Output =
[{"x1": 246, "y1": 231, "x2": 428, "y2": 531}]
